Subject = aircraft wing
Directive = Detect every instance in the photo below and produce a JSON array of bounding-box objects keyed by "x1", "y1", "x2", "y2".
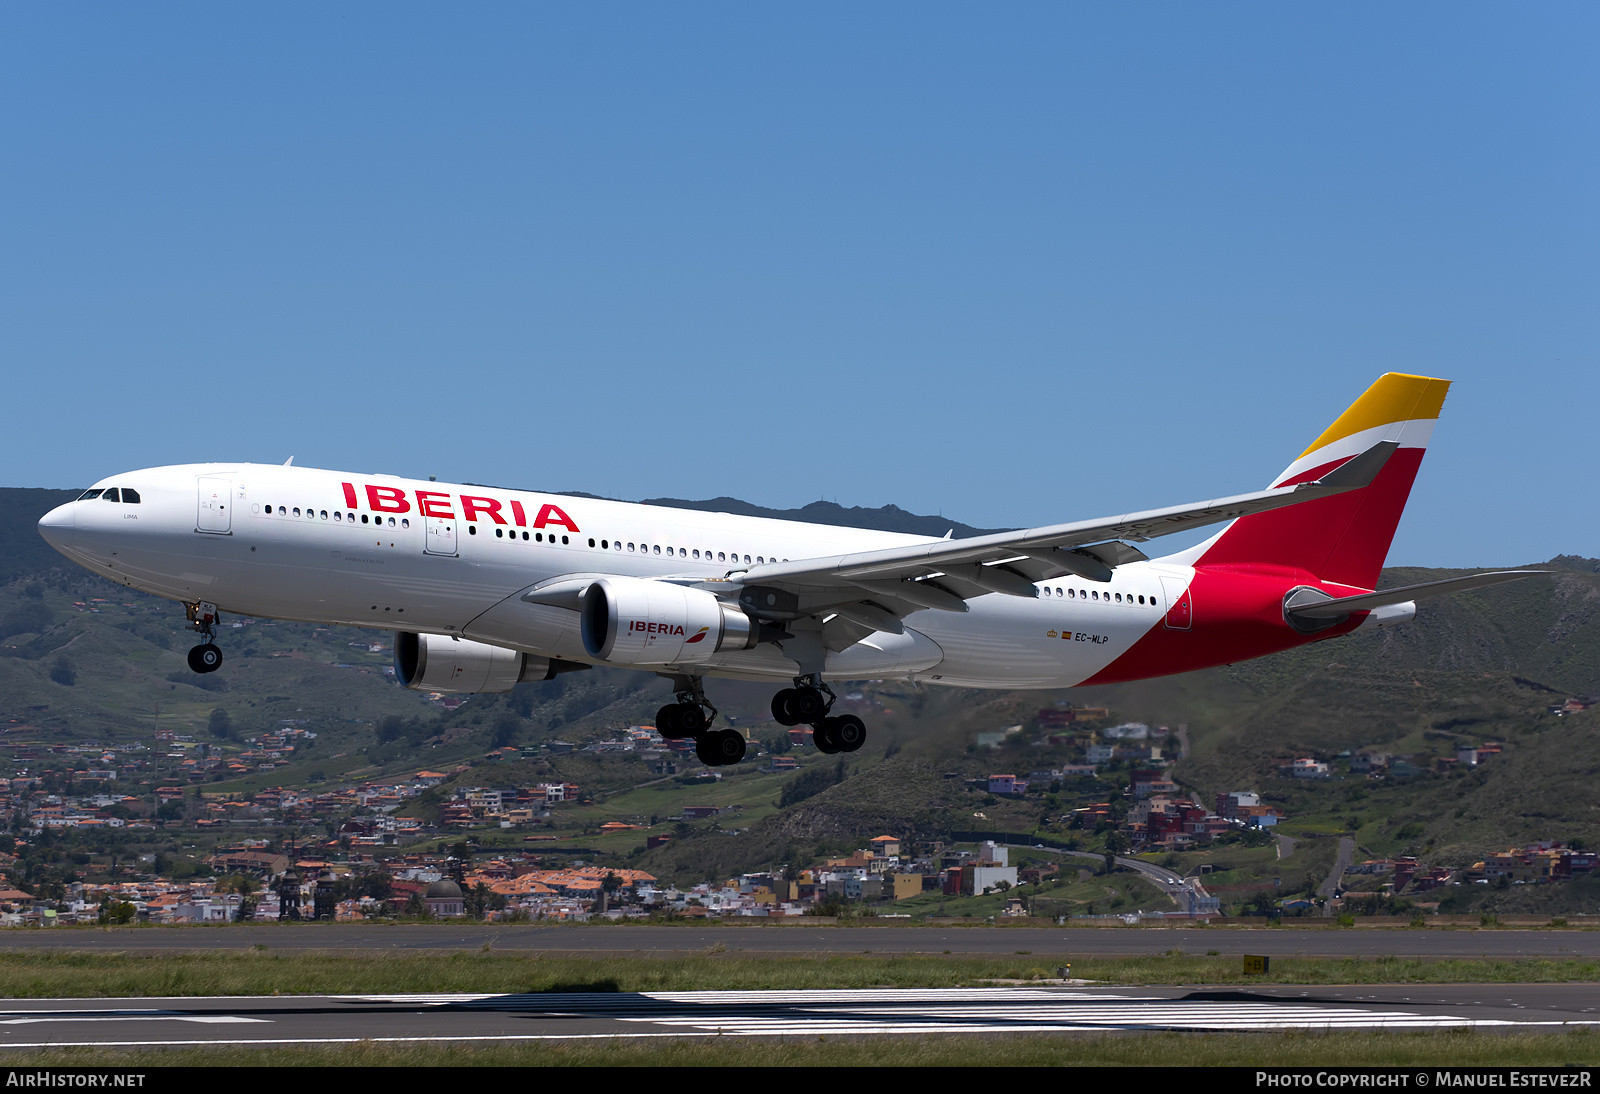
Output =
[{"x1": 717, "y1": 441, "x2": 1400, "y2": 632}]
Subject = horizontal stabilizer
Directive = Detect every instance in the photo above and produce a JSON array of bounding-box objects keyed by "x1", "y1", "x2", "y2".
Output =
[{"x1": 1287, "y1": 570, "x2": 1552, "y2": 620}]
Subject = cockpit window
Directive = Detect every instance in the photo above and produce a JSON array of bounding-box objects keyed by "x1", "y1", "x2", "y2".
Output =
[
  {"x1": 78, "y1": 489, "x2": 103, "y2": 501},
  {"x1": 121, "y1": 488, "x2": 140, "y2": 504},
  {"x1": 102, "y1": 488, "x2": 121, "y2": 502}
]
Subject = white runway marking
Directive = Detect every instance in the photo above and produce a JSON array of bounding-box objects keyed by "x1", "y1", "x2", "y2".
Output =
[{"x1": 0, "y1": 1015, "x2": 268, "y2": 1025}]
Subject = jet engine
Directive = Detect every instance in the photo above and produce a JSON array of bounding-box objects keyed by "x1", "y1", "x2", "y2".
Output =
[
  {"x1": 581, "y1": 577, "x2": 758, "y2": 666},
  {"x1": 393, "y1": 632, "x2": 589, "y2": 694}
]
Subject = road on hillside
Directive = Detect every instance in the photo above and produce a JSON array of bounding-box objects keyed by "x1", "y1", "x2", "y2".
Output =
[{"x1": 1, "y1": 924, "x2": 1598, "y2": 958}]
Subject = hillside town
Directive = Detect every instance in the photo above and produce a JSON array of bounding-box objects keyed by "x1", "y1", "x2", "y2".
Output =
[{"x1": 0, "y1": 685, "x2": 1593, "y2": 926}]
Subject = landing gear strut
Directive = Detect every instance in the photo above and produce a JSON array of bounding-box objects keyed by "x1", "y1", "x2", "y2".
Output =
[
  {"x1": 656, "y1": 675, "x2": 747, "y2": 768},
  {"x1": 771, "y1": 675, "x2": 866, "y2": 754},
  {"x1": 185, "y1": 601, "x2": 224, "y2": 674}
]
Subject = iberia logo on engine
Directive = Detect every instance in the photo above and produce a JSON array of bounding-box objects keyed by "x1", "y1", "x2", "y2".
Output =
[{"x1": 630, "y1": 621, "x2": 686, "y2": 636}]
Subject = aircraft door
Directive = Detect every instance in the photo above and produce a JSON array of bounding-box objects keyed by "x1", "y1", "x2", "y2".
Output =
[
  {"x1": 197, "y1": 477, "x2": 232, "y2": 534},
  {"x1": 424, "y1": 515, "x2": 458, "y2": 557}
]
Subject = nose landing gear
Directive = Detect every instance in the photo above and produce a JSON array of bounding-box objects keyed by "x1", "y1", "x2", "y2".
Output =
[
  {"x1": 656, "y1": 675, "x2": 747, "y2": 767},
  {"x1": 185, "y1": 602, "x2": 224, "y2": 674},
  {"x1": 771, "y1": 676, "x2": 866, "y2": 754}
]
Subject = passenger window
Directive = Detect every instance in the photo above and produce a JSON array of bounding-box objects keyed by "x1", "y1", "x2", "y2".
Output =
[
  {"x1": 718, "y1": 552, "x2": 725, "y2": 562},
  {"x1": 320, "y1": 510, "x2": 328, "y2": 520},
  {"x1": 361, "y1": 514, "x2": 369, "y2": 524},
  {"x1": 744, "y1": 555, "x2": 751, "y2": 564},
  {"x1": 294, "y1": 508, "x2": 301, "y2": 517},
  {"x1": 334, "y1": 512, "x2": 342, "y2": 522},
  {"x1": 561, "y1": 535, "x2": 569, "y2": 545},
  {"x1": 121, "y1": 489, "x2": 140, "y2": 504},
  {"x1": 653, "y1": 545, "x2": 661, "y2": 555},
  {"x1": 102, "y1": 489, "x2": 120, "y2": 502},
  {"x1": 388, "y1": 517, "x2": 396, "y2": 527},
  {"x1": 495, "y1": 528, "x2": 503, "y2": 538},
  {"x1": 628, "y1": 543, "x2": 635, "y2": 552}
]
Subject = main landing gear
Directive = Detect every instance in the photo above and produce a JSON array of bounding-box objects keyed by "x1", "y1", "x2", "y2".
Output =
[
  {"x1": 771, "y1": 676, "x2": 865, "y2": 754},
  {"x1": 656, "y1": 676, "x2": 746, "y2": 768},
  {"x1": 185, "y1": 601, "x2": 224, "y2": 675}
]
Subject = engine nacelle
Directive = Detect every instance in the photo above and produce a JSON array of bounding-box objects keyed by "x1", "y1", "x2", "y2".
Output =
[
  {"x1": 393, "y1": 632, "x2": 588, "y2": 694},
  {"x1": 581, "y1": 577, "x2": 758, "y2": 666}
]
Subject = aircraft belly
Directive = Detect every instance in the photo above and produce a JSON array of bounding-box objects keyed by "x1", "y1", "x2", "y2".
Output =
[
  {"x1": 699, "y1": 643, "x2": 807, "y2": 680},
  {"x1": 823, "y1": 627, "x2": 944, "y2": 678}
]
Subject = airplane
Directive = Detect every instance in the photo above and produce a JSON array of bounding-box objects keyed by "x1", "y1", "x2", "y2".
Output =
[{"x1": 36, "y1": 372, "x2": 1545, "y2": 768}]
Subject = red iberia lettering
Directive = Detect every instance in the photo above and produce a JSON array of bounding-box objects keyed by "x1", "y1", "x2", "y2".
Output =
[
  {"x1": 365, "y1": 485, "x2": 411, "y2": 514},
  {"x1": 509, "y1": 500, "x2": 527, "y2": 528},
  {"x1": 460, "y1": 495, "x2": 507, "y2": 525},
  {"x1": 415, "y1": 491, "x2": 454, "y2": 519},
  {"x1": 341, "y1": 482, "x2": 358, "y2": 508},
  {"x1": 533, "y1": 503, "x2": 580, "y2": 532}
]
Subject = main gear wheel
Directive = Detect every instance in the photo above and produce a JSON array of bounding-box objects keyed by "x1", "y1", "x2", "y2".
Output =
[{"x1": 696, "y1": 728, "x2": 747, "y2": 767}]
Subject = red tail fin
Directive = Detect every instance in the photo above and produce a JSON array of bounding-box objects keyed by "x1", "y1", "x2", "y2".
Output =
[{"x1": 1192, "y1": 374, "x2": 1450, "y2": 589}]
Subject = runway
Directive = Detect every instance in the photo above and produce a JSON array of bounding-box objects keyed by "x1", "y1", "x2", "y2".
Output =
[
  {"x1": 0, "y1": 985, "x2": 1592, "y2": 1048},
  {"x1": 1, "y1": 923, "x2": 1597, "y2": 958}
]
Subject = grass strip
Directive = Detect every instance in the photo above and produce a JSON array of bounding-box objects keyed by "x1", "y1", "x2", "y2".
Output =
[
  {"x1": 0, "y1": 951, "x2": 1593, "y2": 996},
  {"x1": 0, "y1": 1029, "x2": 1595, "y2": 1067}
]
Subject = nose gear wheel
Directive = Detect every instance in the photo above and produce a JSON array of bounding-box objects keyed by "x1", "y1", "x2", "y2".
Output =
[
  {"x1": 184, "y1": 602, "x2": 224, "y2": 674},
  {"x1": 187, "y1": 643, "x2": 223, "y2": 674}
]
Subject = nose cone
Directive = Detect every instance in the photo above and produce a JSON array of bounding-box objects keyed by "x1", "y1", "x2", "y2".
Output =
[{"x1": 37, "y1": 502, "x2": 76, "y2": 553}]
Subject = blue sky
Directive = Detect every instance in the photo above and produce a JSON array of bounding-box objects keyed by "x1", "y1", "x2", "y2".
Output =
[{"x1": 2, "y1": 5, "x2": 1594, "y2": 567}]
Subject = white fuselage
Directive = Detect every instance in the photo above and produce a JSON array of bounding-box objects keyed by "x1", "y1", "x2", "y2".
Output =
[{"x1": 38, "y1": 463, "x2": 1191, "y2": 689}]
